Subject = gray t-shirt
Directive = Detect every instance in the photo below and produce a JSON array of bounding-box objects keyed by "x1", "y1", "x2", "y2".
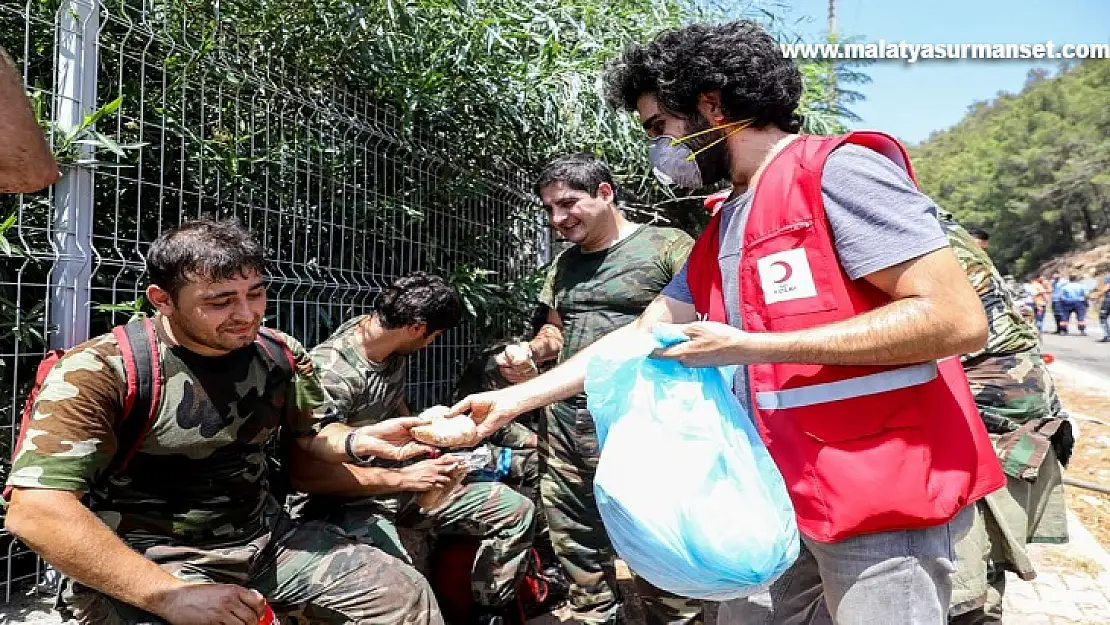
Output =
[{"x1": 661, "y1": 143, "x2": 949, "y2": 414}]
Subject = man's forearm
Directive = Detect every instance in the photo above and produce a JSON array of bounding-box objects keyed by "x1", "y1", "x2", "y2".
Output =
[
  {"x1": 5, "y1": 489, "x2": 184, "y2": 617},
  {"x1": 298, "y1": 422, "x2": 394, "y2": 463},
  {"x1": 291, "y1": 458, "x2": 408, "y2": 497},
  {"x1": 296, "y1": 419, "x2": 428, "y2": 464},
  {"x1": 0, "y1": 46, "x2": 58, "y2": 193},
  {"x1": 742, "y1": 296, "x2": 986, "y2": 366},
  {"x1": 297, "y1": 422, "x2": 356, "y2": 463}
]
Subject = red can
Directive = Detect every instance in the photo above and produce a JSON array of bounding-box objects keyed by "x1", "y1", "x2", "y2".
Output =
[{"x1": 260, "y1": 602, "x2": 279, "y2": 625}]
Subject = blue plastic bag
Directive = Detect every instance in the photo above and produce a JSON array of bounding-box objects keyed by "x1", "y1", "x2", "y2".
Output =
[{"x1": 583, "y1": 325, "x2": 799, "y2": 600}]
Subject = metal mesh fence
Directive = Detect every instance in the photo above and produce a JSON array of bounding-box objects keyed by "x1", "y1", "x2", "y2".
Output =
[{"x1": 0, "y1": 0, "x2": 547, "y2": 601}]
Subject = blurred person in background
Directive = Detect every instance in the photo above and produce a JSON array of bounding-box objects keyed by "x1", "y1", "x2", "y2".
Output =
[{"x1": 1056, "y1": 274, "x2": 1092, "y2": 335}]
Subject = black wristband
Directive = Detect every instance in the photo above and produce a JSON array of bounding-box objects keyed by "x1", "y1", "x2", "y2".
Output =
[{"x1": 345, "y1": 430, "x2": 375, "y2": 466}]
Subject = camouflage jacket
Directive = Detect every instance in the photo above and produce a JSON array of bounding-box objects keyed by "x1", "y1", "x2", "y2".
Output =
[
  {"x1": 942, "y1": 213, "x2": 1066, "y2": 479},
  {"x1": 940, "y1": 212, "x2": 1039, "y2": 360},
  {"x1": 306, "y1": 316, "x2": 412, "y2": 516},
  {"x1": 310, "y1": 315, "x2": 407, "y2": 427},
  {"x1": 5, "y1": 316, "x2": 334, "y2": 550}
]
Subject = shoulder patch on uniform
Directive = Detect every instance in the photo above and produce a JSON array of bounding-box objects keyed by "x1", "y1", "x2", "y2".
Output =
[{"x1": 296, "y1": 355, "x2": 315, "y2": 377}]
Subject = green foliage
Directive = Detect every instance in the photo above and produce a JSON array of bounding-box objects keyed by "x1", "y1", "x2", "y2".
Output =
[
  {"x1": 912, "y1": 61, "x2": 1110, "y2": 276},
  {"x1": 194, "y1": 0, "x2": 862, "y2": 222},
  {"x1": 447, "y1": 263, "x2": 546, "y2": 345},
  {"x1": 0, "y1": 213, "x2": 16, "y2": 257},
  {"x1": 53, "y1": 95, "x2": 149, "y2": 168},
  {"x1": 92, "y1": 297, "x2": 149, "y2": 323}
]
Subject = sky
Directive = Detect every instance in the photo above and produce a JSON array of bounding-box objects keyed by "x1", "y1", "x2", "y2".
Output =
[{"x1": 776, "y1": 0, "x2": 1110, "y2": 144}]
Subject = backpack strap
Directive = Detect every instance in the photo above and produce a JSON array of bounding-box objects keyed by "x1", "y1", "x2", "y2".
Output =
[
  {"x1": 107, "y1": 318, "x2": 162, "y2": 476},
  {"x1": 3, "y1": 317, "x2": 162, "y2": 499},
  {"x1": 3, "y1": 349, "x2": 68, "y2": 501}
]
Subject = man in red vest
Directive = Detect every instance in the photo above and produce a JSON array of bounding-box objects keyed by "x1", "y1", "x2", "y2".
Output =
[{"x1": 450, "y1": 21, "x2": 1003, "y2": 624}]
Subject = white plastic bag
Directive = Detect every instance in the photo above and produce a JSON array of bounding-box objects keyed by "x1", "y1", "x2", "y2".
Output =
[{"x1": 584, "y1": 326, "x2": 799, "y2": 600}]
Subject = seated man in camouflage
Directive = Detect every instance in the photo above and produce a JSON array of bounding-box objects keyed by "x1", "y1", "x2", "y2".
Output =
[
  {"x1": 942, "y1": 213, "x2": 1074, "y2": 625},
  {"x1": 290, "y1": 272, "x2": 536, "y2": 624},
  {"x1": 4, "y1": 218, "x2": 443, "y2": 625}
]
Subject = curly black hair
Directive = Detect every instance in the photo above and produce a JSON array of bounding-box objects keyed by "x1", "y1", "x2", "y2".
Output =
[
  {"x1": 373, "y1": 271, "x2": 463, "y2": 334},
  {"x1": 602, "y1": 20, "x2": 803, "y2": 133}
]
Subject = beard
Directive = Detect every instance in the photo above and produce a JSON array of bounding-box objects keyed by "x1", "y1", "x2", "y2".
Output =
[
  {"x1": 171, "y1": 312, "x2": 260, "y2": 353},
  {"x1": 683, "y1": 113, "x2": 733, "y2": 188}
]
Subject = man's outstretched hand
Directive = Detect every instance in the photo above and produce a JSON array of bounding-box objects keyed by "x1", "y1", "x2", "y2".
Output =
[
  {"x1": 356, "y1": 416, "x2": 437, "y2": 461},
  {"x1": 446, "y1": 390, "x2": 529, "y2": 440}
]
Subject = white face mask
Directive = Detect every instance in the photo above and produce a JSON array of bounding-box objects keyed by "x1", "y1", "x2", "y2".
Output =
[
  {"x1": 646, "y1": 118, "x2": 754, "y2": 189},
  {"x1": 649, "y1": 137, "x2": 704, "y2": 189}
]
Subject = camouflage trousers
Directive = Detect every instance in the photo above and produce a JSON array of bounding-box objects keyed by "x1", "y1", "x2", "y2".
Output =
[
  {"x1": 64, "y1": 510, "x2": 443, "y2": 625},
  {"x1": 542, "y1": 400, "x2": 704, "y2": 625},
  {"x1": 951, "y1": 348, "x2": 1070, "y2": 623},
  {"x1": 949, "y1": 443, "x2": 1068, "y2": 623},
  {"x1": 964, "y1": 349, "x2": 1073, "y2": 475},
  {"x1": 499, "y1": 447, "x2": 540, "y2": 499},
  {"x1": 325, "y1": 480, "x2": 536, "y2": 608},
  {"x1": 494, "y1": 446, "x2": 549, "y2": 542}
]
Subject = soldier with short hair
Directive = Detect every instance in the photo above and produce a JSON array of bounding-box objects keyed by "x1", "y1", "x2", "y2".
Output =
[
  {"x1": 290, "y1": 272, "x2": 536, "y2": 624},
  {"x1": 941, "y1": 212, "x2": 1072, "y2": 625},
  {"x1": 4, "y1": 218, "x2": 443, "y2": 625},
  {"x1": 493, "y1": 153, "x2": 698, "y2": 624}
]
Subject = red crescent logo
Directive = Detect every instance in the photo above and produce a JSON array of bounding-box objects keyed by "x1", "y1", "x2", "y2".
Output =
[{"x1": 771, "y1": 260, "x2": 793, "y2": 283}]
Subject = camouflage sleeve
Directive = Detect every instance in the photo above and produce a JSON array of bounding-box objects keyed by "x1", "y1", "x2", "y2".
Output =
[
  {"x1": 944, "y1": 223, "x2": 992, "y2": 298},
  {"x1": 308, "y1": 343, "x2": 359, "y2": 426},
  {"x1": 488, "y1": 422, "x2": 537, "y2": 449},
  {"x1": 278, "y1": 332, "x2": 340, "y2": 436},
  {"x1": 6, "y1": 336, "x2": 125, "y2": 493},
  {"x1": 658, "y1": 229, "x2": 695, "y2": 280},
  {"x1": 537, "y1": 255, "x2": 562, "y2": 310}
]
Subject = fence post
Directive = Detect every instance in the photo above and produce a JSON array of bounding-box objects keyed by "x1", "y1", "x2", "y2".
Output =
[{"x1": 48, "y1": 0, "x2": 99, "y2": 349}]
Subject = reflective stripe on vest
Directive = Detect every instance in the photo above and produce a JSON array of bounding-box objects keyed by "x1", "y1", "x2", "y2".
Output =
[{"x1": 755, "y1": 360, "x2": 939, "y2": 410}]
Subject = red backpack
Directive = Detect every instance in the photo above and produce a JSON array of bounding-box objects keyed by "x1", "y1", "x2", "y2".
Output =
[
  {"x1": 4, "y1": 318, "x2": 295, "y2": 500},
  {"x1": 427, "y1": 535, "x2": 568, "y2": 625}
]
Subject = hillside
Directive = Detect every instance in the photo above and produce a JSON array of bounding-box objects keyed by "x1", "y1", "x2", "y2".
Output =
[
  {"x1": 1030, "y1": 237, "x2": 1110, "y2": 281},
  {"x1": 911, "y1": 60, "x2": 1110, "y2": 276}
]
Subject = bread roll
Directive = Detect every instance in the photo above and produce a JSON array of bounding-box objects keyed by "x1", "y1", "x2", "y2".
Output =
[
  {"x1": 412, "y1": 406, "x2": 478, "y2": 448},
  {"x1": 420, "y1": 405, "x2": 452, "y2": 420}
]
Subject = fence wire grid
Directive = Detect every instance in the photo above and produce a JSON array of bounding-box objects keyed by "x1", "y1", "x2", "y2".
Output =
[{"x1": 0, "y1": 0, "x2": 549, "y2": 600}]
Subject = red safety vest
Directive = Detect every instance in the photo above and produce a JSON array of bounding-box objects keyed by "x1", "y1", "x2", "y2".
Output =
[{"x1": 686, "y1": 131, "x2": 1004, "y2": 542}]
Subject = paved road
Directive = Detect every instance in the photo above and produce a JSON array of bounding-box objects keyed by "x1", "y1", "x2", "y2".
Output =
[{"x1": 1040, "y1": 325, "x2": 1110, "y2": 379}]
